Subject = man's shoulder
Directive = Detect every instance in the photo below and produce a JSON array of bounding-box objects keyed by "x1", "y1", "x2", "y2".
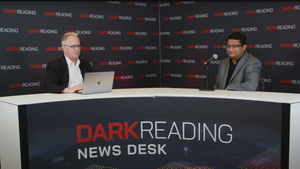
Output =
[
  {"x1": 79, "y1": 58, "x2": 91, "y2": 66},
  {"x1": 220, "y1": 57, "x2": 230, "y2": 63},
  {"x1": 246, "y1": 53, "x2": 261, "y2": 63},
  {"x1": 79, "y1": 58, "x2": 89, "y2": 63}
]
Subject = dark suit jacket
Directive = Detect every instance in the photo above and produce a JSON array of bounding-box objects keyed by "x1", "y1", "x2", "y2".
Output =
[
  {"x1": 44, "y1": 56, "x2": 93, "y2": 93},
  {"x1": 214, "y1": 52, "x2": 262, "y2": 91}
]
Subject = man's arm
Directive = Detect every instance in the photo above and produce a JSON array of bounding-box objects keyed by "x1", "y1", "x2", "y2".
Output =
[
  {"x1": 213, "y1": 70, "x2": 221, "y2": 89},
  {"x1": 44, "y1": 63, "x2": 67, "y2": 93},
  {"x1": 214, "y1": 60, "x2": 227, "y2": 90}
]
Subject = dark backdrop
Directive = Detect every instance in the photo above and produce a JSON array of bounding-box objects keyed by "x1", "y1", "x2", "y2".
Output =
[
  {"x1": 0, "y1": 1, "x2": 160, "y2": 96},
  {"x1": 160, "y1": 1, "x2": 300, "y2": 93},
  {"x1": 1, "y1": 1, "x2": 300, "y2": 96}
]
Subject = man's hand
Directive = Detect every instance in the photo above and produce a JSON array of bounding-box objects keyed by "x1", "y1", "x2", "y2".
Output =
[{"x1": 62, "y1": 85, "x2": 83, "y2": 93}]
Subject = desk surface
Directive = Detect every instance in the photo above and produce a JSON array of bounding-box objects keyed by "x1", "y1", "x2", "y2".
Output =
[
  {"x1": 0, "y1": 87, "x2": 299, "y2": 169},
  {"x1": 1, "y1": 88, "x2": 300, "y2": 105}
]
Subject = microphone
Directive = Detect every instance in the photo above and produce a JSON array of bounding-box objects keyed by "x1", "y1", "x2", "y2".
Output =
[{"x1": 204, "y1": 54, "x2": 218, "y2": 65}]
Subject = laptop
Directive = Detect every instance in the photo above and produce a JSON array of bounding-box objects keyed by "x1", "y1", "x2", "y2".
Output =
[{"x1": 78, "y1": 71, "x2": 115, "y2": 95}]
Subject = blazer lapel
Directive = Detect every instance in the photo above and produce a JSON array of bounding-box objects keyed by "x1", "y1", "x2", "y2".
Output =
[{"x1": 230, "y1": 52, "x2": 248, "y2": 81}]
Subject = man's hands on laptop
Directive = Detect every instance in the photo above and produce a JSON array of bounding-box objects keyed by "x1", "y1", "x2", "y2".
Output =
[{"x1": 62, "y1": 85, "x2": 83, "y2": 93}]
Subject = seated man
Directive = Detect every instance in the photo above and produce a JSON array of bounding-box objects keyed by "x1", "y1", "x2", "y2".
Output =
[
  {"x1": 214, "y1": 32, "x2": 262, "y2": 91},
  {"x1": 44, "y1": 32, "x2": 93, "y2": 93}
]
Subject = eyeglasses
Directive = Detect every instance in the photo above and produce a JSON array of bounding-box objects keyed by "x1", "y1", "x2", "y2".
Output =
[
  {"x1": 225, "y1": 44, "x2": 243, "y2": 49},
  {"x1": 64, "y1": 44, "x2": 82, "y2": 49}
]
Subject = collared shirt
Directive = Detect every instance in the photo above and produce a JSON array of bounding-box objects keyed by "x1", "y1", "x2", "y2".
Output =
[{"x1": 65, "y1": 56, "x2": 83, "y2": 87}]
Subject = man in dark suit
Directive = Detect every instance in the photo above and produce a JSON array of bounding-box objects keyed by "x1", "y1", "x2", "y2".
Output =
[
  {"x1": 214, "y1": 32, "x2": 262, "y2": 91},
  {"x1": 44, "y1": 32, "x2": 93, "y2": 93}
]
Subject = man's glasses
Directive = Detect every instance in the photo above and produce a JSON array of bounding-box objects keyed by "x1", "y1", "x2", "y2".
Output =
[
  {"x1": 225, "y1": 44, "x2": 243, "y2": 49},
  {"x1": 64, "y1": 44, "x2": 82, "y2": 49}
]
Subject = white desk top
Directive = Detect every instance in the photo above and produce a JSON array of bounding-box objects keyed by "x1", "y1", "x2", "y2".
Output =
[
  {"x1": 0, "y1": 88, "x2": 158, "y2": 105},
  {"x1": 1, "y1": 88, "x2": 300, "y2": 105},
  {"x1": 156, "y1": 88, "x2": 300, "y2": 104}
]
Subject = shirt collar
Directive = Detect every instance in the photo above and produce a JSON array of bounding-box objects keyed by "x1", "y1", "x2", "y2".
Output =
[{"x1": 64, "y1": 55, "x2": 80, "y2": 67}]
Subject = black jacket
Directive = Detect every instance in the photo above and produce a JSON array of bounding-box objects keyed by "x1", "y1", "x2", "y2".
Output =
[{"x1": 44, "y1": 56, "x2": 93, "y2": 93}]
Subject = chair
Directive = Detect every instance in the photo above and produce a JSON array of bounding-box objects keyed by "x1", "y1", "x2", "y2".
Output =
[{"x1": 256, "y1": 77, "x2": 265, "y2": 91}]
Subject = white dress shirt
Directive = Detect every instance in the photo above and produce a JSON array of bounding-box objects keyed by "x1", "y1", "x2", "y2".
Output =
[{"x1": 65, "y1": 56, "x2": 83, "y2": 87}]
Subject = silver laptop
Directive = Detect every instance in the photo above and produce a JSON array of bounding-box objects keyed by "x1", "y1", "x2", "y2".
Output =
[{"x1": 78, "y1": 71, "x2": 115, "y2": 95}]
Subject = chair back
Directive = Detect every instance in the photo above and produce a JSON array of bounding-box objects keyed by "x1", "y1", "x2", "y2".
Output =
[{"x1": 256, "y1": 77, "x2": 265, "y2": 91}]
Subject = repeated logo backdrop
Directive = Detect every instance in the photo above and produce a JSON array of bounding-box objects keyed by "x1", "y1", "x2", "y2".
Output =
[
  {"x1": 160, "y1": 1, "x2": 300, "y2": 93},
  {"x1": 1, "y1": 1, "x2": 300, "y2": 97},
  {"x1": 0, "y1": 1, "x2": 160, "y2": 97}
]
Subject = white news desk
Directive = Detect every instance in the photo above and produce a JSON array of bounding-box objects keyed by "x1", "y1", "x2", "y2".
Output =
[{"x1": 0, "y1": 88, "x2": 300, "y2": 169}]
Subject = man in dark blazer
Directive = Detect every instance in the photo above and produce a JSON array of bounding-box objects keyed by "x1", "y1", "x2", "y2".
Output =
[
  {"x1": 214, "y1": 32, "x2": 262, "y2": 91},
  {"x1": 44, "y1": 32, "x2": 93, "y2": 93}
]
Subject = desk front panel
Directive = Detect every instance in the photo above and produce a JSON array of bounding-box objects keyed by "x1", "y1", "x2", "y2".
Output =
[{"x1": 20, "y1": 97, "x2": 284, "y2": 169}]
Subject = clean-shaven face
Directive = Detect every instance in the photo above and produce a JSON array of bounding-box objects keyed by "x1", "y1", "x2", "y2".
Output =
[{"x1": 62, "y1": 36, "x2": 81, "y2": 61}]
